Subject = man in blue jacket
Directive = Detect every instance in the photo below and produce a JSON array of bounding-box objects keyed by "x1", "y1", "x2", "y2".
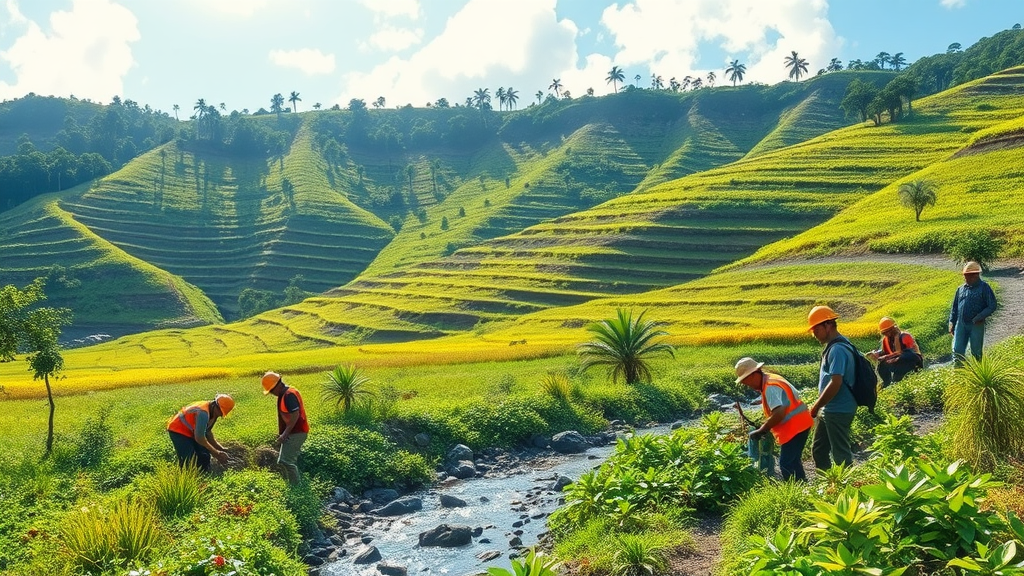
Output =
[{"x1": 949, "y1": 261, "x2": 997, "y2": 363}]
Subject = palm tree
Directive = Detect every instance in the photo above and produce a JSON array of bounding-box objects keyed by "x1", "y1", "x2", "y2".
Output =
[
  {"x1": 375, "y1": 96, "x2": 386, "y2": 108},
  {"x1": 691, "y1": 77, "x2": 703, "y2": 89},
  {"x1": 219, "y1": 102, "x2": 226, "y2": 112},
  {"x1": 826, "y1": 58, "x2": 843, "y2": 72},
  {"x1": 890, "y1": 52, "x2": 907, "y2": 72},
  {"x1": 535, "y1": 90, "x2": 543, "y2": 105},
  {"x1": 288, "y1": 91, "x2": 301, "y2": 112},
  {"x1": 322, "y1": 365, "x2": 373, "y2": 412},
  {"x1": 472, "y1": 88, "x2": 490, "y2": 109},
  {"x1": 634, "y1": 74, "x2": 642, "y2": 88},
  {"x1": 606, "y1": 65, "x2": 625, "y2": 93},
  {"x1": 505, "y1": 87, "x2": 519, "y2": 110},
  {"x1": 271, "y1": 93, "x2": 285, "y2": 119},
  {"x1": 898, "y1": 179, "x2": 938, "y2": 222},
  {"x1": 706, "y1": 71, "x2": 716, "y2": 87},
  {"x1": 726, "y1": 60, "x2": 746, "y2": 86},
  {"x1": 193, "y1": 98, "x2": 207, "y2": 138},
  {"x1": 682, "y1": 76, "x2": 692, "y2": 90},
  {"x1": 577, "y1": 308, "x2": 675, "y2": 386},
  {"x1": 784, "y1": 51, "x2": 809, "y2": 81},
  {"x1": 495, "y1": 87, "x2": 506, "y2": 111},
  {"x1": 669, "y1": 77, "x2": 680, "y2": 92},
  {"x1": 650, "y1": 74, "x2": 664, "y2": 89},
  {"x1": 875, "y1": 51, "x2": 891, "y2": 70},
  {"x1": 172, "y1": 103, "x2": 180, "y2": 120},
  {"x1": 548, "y1": 78, "x2": 563, "y2": 98}
]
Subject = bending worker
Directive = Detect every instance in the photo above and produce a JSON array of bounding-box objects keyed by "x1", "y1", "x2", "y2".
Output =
[
  {"x1": 262, "y1": 371, "x2": 309, "y2": 484},
  {"x1": 167, "y1": 394, "x2": 234, "y2": 472},
  {"x1": 867, "y1": 317, "x2": 923, "y2": 387},
  {"x1": 735, "y1": 357, "x2": 813, "y2": 481}
]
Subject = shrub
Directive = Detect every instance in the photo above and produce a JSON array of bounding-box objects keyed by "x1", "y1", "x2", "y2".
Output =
[
  {"x1": 301, "y1": 425, "x2": 432, "y2": 491},
  {"x1": 487, "y1": 548, "x2": 560, "y2": 576},
  {"x1": 322, "y1": 364, "x2": 373, "y2": 412},
  {"x1": 944, "y1": 229, "x2": 1003, "y2": 268},
  {"x1": 612, "y1": 534, "x2": 667, "y2": 576},
  {"x1": 52, "y1": 410, "x2": 114, "y2": 473},
  {"x1": 149, "y1": 462, "x2": 204, "y2": 519},
  {"x1": 945, "y1": 351, "x2": 1024, "y2": 471},
  {"x1": 868, "y1": 414, "x2": 922, "y2": 466},
  {"x1": 540, "y1": 371, "x2": 579, "y2": 402},
  {"x1": 62, "y1": 499, "x2": 166, "y2": 574},
  {"x1": 719, "y1": 480, "x2": 812, "y2": 574}
]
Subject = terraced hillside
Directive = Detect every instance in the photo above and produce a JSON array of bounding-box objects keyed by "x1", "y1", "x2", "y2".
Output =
[
  {"x1": 0, "y1": 192, "x2": 221, "y2": 338},
  {"x1": 243, "y1": 67, "x2": 1024, "y2": 344},
  {"x1": 58, "y1": 124, "x2": 395, "y2": 319}
]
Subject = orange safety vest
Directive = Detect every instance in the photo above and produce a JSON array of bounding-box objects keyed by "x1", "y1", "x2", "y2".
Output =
[
  {"x1": 761, "y1": 373, "x2": 813, "y2": 445},
  {"x1": 167, "y1": 401, "x2": 212, "y2": 439},
  {"x1": 278, "y1": 387, "x2": 310, "y2": 434},
  {"x1": 882, "y1": 332, "x2": 920, "y2": 357}
]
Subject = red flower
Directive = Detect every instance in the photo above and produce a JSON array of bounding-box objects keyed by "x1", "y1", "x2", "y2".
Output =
[{"x1": 212, "y1": 555, "x2": 225, "y2": 567}]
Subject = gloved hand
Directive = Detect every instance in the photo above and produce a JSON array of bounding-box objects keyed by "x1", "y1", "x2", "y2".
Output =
[{"x1": 749, "y1": 429, "x2": 765, "y2": 441}]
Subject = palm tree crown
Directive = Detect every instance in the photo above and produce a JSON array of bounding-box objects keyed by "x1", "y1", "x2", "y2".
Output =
[
  {"x1": 577, "y1": 308, "x2": 675, "y2": 386},
  {"x1": 726, "y1": 60, "x2": 746, "y2": 86},
  {"x1": 606, "y1": 65, "x2": 625, "y2": 92},
  {"x1": 289, "y1": 91, "x2": 301, "y2": 112},
  {"x1": 322, "y1": 365, "x2": 373, "y2": 412},
  {"x1": 784, "y1": 51, "x2": 809, "y2": 81},
  {"x1": 505, "y1": 87, "x2": 519, "y2": 110},
  {"x1": 898, "y1": 179, "x2": 938, "y2": 222},
  {"x1": 548, "y1": 78, "x2": 563, "y2": 98}
]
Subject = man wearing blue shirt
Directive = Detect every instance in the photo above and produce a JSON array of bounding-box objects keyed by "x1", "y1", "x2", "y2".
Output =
[
  {"x1": 806, "y1": 305, "x2": 856, "y2": 470},
  {"x1": 949, "y1": 261, "x2": 997, "y2": 363}
]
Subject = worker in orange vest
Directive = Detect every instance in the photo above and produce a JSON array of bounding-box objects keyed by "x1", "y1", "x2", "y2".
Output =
[
  {"x1": 735, "y1": 357, "x2": 814, "y2": 481},
  {"x1": 867, "y1": 317, "x2": 923, "y2": 387},
  {"x1": 167, "y1": 394, "x2": 235, "y2": 472},
  {"x1": 262, "y1": 371, "x2": 309, "y2": 484}
]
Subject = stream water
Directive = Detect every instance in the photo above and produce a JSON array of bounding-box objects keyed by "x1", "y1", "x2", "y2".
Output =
[{"x1": 324, "y1": 424, "x2": 675, "y2": 576}]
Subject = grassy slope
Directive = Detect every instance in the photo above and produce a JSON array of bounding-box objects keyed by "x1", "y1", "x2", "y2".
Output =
[
  {"x1": 0, "y1": 187, "x2": 222, "y2": 336},
  {"x1": 735, "y1": 66, "x2": 1024, "y2": 263}
]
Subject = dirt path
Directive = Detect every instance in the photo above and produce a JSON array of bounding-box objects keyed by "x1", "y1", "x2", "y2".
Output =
[{"x1": 735, "y1": 254, "x2": 1024, "y2": 348}]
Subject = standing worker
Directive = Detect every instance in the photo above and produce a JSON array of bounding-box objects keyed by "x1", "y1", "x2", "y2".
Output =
[
  {"x1": 262, "y1": 371, "x2": 309, "y2": 484},
  {"x1": 949, "y1": 261, "x2": 997, "y2": 362},
  {"x1": 806, "y1": 306, "x2": 857, "y2": 470},
  {"x1": 735, "y1": 357, "x2": 813, "y2": 481},
  {"x1": 868, "y1": 317, "x2": 923, "y2": 387},
  {"x1": 167, "y1": 394, "x2": 234, "y2": 472}
]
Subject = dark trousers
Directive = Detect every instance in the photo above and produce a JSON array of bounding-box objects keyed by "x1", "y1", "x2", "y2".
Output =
[
  {"x1": 878, "y1": 353, "x2": 922, "y2": 387},
  {"x1": 169, "y1": 430, "x2": 211, "y2": 472},
  {"x1": 779, "y1": 428, "x2": 810, "y2": 481},
  {"x1": 812, "y1": 412, "x2": 855, "y2": 470}
]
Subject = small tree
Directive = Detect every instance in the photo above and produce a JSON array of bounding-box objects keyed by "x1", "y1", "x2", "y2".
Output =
[
  {"x1": 898, "y1": 179, "x2": 938, "y2": 221},
  {"x1": 577, "y1": 309, "x2": 674, "y2": 386},
  {"x1": 322, "y1": 365, "x2": 373, "y2": 412}
]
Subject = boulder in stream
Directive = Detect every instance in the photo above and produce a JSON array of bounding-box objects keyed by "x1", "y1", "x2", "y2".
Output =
[
  {"x1": 439, "y1": 493, "x2": 467, "y2": 508},
  {"x1": 377, "y1": 562, "x2": 408, "y2": 576},
  {"x1": 372, "y1": 496, "x2": 423, "y2": 516},
  {"x1": 353, "y1": 545, "x2": 382, "y2": 564},
  {"x1": 550, "y1": 431, "x2": 588, "y2": 453},
  {"x1": 550, "y1": 475, "x2": 572, "y2": 491},
  {"x1": 447, "y1": 460, "x2": 477, "y2": 479},
  {"x1": 447, "y1": 444, "x2": 474, "y2": 463},
  {"x1": 419, "y1": 524, "x2": 473, "y2": 547}
]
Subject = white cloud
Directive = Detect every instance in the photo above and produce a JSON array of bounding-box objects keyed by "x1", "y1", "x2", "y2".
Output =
[
  {"x1": 940, "y1": 0, "x2": 967, "y2": 8},
  {"x1": 4, "y1": 0, "x2": 27, "y2": 25},
  {"x1": 362, "y1": 26, "x2": 424, "y2": 52},
  {"x1": 0, "y1": 0, "x2": 139, "y2": 102},
  {"x1": 269, "y1": 48, "x2": 336, "y2": 75},
  {"x1": 359, "y1": 0, "x2": 420, "y2": 20},
  {"x1": 200, "y1": 0, "x2": 271, "y2": 17},
  {"x1": 600, "y1": 0, "x2": 842, "y2": 85},
  {"x1": 338, "y1": 0, "x2": 579, "y2": 106}
]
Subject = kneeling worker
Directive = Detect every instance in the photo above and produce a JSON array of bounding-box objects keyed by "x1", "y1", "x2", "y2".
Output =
[
  {"x1": 868, "y1": 317, "x2": 923, "y2": 387},
  {"x1": 735, "y1": 357, "x2": 813, "y2": 481},
  {"x1": 167, "y1": 394, "x2": 234, "y2": 472}
]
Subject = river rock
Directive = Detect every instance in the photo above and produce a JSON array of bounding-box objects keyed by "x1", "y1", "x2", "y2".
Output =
[
  {"x1": 550, "y1": 431, "x2": 588, "y2": 453},
  {"x1": 353, "y1": 545, "x2": 382, "y2": 564},
  {"x1": 550, "y1": 475, "x2": 572, "y2": 491},
  {"x1": 365, "y1": 488, "x2": 400, "y2": 504},
  {"x1": 372, "y1": 496, "x2": 423, "y2": 516},
  {"x1": 472, "y1": 526, "x2": 484, "y2": 537},
  {"x1": 447, "y1": 444, "x2": 474, "y2": 463},
  {"x1": 671, "y1": 421, "x2": 684, "y2": 430},
  {"x1": 414, "y1": 432, "x2": 431, "y2": 447},
  {"x1": 419, "y1": 524, "x2": 473, "y2": 547},
  {"x1": 303, "y1": 553, "x2": 325, "y2": 566},
  {"x1": 332, "y1": 487, "x2": 355, "y2": 503},
  {"x1": 439, "y1": 494, "x2": 467, "y2": 508},
  {"x1": 448, "y1": 460, "x2": 477, "y2": 479},
  {"x1": 530, "y1": 433, "x2": 550, "y2": 448},
  {"x1": 477, "y1": 550, "x2": 502, "y2": 562},
  {"x1": 509, "y1": 536, "x2": 523, "y2": 548},
  {"x1": 377, "y1": 562, "x2": 408, "y2": 576}
]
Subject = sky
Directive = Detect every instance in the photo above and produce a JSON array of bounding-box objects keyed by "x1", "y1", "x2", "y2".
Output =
[{"x1": 0, "y1": 0, "x2": 1022, "y2": 116}]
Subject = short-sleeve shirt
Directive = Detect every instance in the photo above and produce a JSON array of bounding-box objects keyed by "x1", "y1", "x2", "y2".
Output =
[
  {"x1": 820, "y1": 337, "x2": 857, "y2": 414},
  {"x1": 764, "y1": 381, "x2": 797, "y2": 411},
  {"x1": 193, "y1": 409, "x2": 212, "y2": 439}
]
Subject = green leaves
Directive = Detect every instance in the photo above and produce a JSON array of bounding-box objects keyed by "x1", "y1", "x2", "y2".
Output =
[
  {"x1": 322, "y1": 364, "x2": 374, "y2": 412},
  {"x1": 577, "y1": 308, "x2": 674, "y2": 386}
]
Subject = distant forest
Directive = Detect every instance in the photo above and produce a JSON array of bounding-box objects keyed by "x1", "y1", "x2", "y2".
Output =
[{"x1": 1, "y1": 26, "x2": 1022, "y2": 213}]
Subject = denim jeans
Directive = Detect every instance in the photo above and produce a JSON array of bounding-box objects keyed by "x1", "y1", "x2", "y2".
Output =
[
  {"x1": 812, "y1": 411, "x2": 855, "y2": 470},
  {"x1": 953, "y1": 320, "x2": 985, "y2": 362},
  {"x1": 779, "y1": 428, "x2": 810, "y2": 481}
]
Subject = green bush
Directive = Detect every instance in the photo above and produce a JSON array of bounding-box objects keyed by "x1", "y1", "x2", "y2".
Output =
[
  {"x1": 945, "y1": 351, "x2": 1024, "y2": 471},
  {"x1": 612, "y1": 534, "x2": 667, "y2": 576},
  {"x1": 148, "y1": 462, "x2": 204, "y2": 519},
  {"x1": 301, "y1": 425, "x2": 432, "y2": 491},
  {"x1": 581, "y1": 379, "x2": 701, "y2": 424},
  {"x1": 879, "y1": 366, "x2": 950, "y2": 414},
  {"x1": 52, "y1": 410, "x2": 114, "y2": 473},
  {"x1": 719, "y1": 480, "x2": 812, "y2": 575},
  {"x1": 61, "y1": 499, "x2": 166, "y2": 574},
  {"x1": 945, "y1": 229, "x2": 1003, "y2": 268}
]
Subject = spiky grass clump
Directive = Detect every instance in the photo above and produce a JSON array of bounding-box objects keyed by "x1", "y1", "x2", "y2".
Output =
[
  {"x1": 62, "y1": 499, "x2": 166, "y2": 573},
  {"x1": 540, "y1": 371, "x2": 581, "y2": 403},
  {"x1": 944, "y1": 350, "x2": 1024, "y2": 471},
  {"x1": 149, "y1": 462, "x2": 204, "y2": 519},
  {"x1": 612, "y1": 534, "x2": 667, "y2": 576}
]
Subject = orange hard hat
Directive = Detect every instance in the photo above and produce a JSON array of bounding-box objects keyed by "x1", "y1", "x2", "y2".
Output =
[
  {"x1": 807, "y1": 305, "x2": 839, "y2": 330},
  {"x1": 261, "y1": 371, "x2": 282, "y2": 395},
  {"x1": 215, "y1": 394, "x2": 235, "y2": 417},
  {"x1": 878, "y1": 317, "x2": 897, "y2": 332}
]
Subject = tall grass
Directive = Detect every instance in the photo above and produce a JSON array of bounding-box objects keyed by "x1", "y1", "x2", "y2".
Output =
[
  {"x1": 944, "y1": 350, "x2": 1024, "y2": 470},
  {"x1": 149, "y1": 462, "x2": 204, "y2": 519},
  {"x1": 612, "y1": 534, "x2": 667, "y2": 576},
  {"x1": 718, "y1": 480, "x2": 812, "y2": 575},
  {"x1": 62, "y1": 499, "x2": 166, "y2": 573},
  {"x1": 539, "y1": 371, "x2": 580, "y2": 402}
]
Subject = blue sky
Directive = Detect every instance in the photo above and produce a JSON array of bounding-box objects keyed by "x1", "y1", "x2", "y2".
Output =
[{"x1": 0, "y1": 0, "x2": 1021, "y2": 116}]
